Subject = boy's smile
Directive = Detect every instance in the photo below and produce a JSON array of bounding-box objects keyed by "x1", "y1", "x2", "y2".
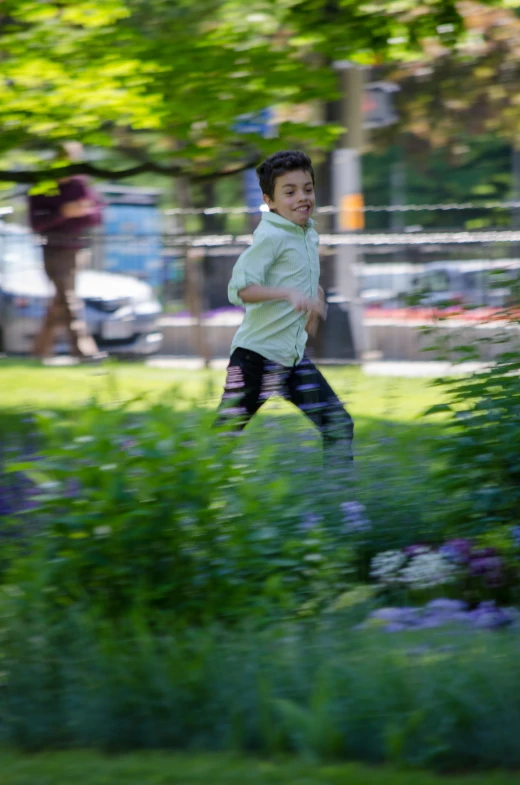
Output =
[{"x1": 264, "y1": 169, "x2": 315, "y2": 227}]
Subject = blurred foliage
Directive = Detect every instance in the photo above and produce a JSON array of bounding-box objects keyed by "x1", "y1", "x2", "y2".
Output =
[
  {"x1": 423, "y1": 271, "x2": 520, "y2": 532},
  {"x1": 0, "y1": 0, "x2": 498, "y2": 184},
  {"x1": 1, "y1": 601, "x2": 520, "y2": 768},
  {"x1": 4, "y1": 397, "x2": 358, "y2": 621},
  {"x1": 362, "y1": 2, "x2": 520, "y2": 218},
  {"x1": 1, "y1": 360, "x2": 520, "y2": 768},
  {"x1": 2, "y1": 751, "x2": 519, "y2": 785},
  {"x1": 363, "y1": 136, "x2": 512, "y2": 230},
  {"x1": 383, "y1": 2, "x2": 520, "y2": 152}
]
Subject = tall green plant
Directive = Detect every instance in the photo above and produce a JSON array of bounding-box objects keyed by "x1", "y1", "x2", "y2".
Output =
[
  {"x1": 425, "y1": 270, "x2": 520, "y2": 532},
  {"x1": 6, "y1": 395, "x2": 356, "y2": 621}
]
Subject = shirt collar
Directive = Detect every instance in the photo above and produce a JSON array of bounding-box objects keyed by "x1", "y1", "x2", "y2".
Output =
[{"x1": 261, "y1": 210, "x2": 315, "y2": 231}]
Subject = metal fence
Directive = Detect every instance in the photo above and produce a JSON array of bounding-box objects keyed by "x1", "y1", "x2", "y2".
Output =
[
  {"x1": 3, "y1": 217, "x2": 520, "y2": 361},
  {"x1": 3, "y1": 222, "x2": 520, "y2": 311}
]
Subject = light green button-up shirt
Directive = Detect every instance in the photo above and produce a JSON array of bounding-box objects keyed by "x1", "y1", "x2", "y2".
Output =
[{"x1": 228, "y1": 210, "x2": 320, "y2": 367}]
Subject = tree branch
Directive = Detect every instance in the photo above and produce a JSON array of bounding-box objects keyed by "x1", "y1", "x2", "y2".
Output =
[{"x1": 0, "y1": 154, "x2": 261, "y2": 184}]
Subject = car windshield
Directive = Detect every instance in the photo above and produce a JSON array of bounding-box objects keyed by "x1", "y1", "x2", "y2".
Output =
[{"x1": 0, "y1": 231, "x2": 43, "y2": 273}]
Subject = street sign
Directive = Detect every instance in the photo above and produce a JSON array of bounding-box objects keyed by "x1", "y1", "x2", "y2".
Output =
[
  {"x1": 363, "y1": 82, "x2": 400, "y2": 129},
  {"x1": 234, "y1": 108, "x2": 272, "y2": 136},
  {"x1": 234, "y1": 109, "x2": 273, "y2": 212},
  {"x1": 243, "y1": 168, "x2": 264, "y2": 212}
]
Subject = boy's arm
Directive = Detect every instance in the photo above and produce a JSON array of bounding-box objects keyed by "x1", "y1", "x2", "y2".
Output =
[
  {"x1": 228, "y1": 233, "x2": 277, "y2": 307},
  {"x1": 228, "y1": 233, "x2": 324, "y2": 316},
  {"x1": 240, "y1": 284, "x2": 324, "y2": 316}
]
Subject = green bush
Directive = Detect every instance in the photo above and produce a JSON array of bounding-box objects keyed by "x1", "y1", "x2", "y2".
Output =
[
  {"x1": 417, "y1": 268, "x2": 520, "y2": 533},
  {"x1": 426, "y1": 355, "x2": 520, "y2": 534},
  {"x1": 5, "y1": 389, "x2": 501, "y2": 620},
  {"x1": 6, "y1": 397, "x2": 357, "y2": 621},
  {"x1": 2, "y1": 381, "x2": 520, "y2": 773},
  {"x1": 1, "y1": 600, "x2": 520, "y2": 770}
]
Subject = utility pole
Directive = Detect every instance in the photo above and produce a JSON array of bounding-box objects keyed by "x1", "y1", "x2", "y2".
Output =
[
  {"x1": 511, "y1": 144, "x2": 520, "y2": 230},
  {"x1": 331, "y1": 61, "x2": 367, "y2": 359}
]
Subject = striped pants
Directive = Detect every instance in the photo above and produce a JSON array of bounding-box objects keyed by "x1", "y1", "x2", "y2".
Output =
[{"x1": 216, "y1": 347, "x2": 354, "y2": 460}]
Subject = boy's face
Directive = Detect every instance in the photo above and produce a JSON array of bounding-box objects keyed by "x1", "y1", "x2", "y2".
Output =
[{"x1": 264, "y1": 169, "x2": 315, "y2": 226}]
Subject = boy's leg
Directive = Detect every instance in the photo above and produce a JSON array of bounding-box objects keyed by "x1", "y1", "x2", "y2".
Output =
[
  {"x1": 215, "y1": 348, "x2": 272, "y2": 432},
  {"x1": 285, "y1": 356, "x2": 354, "y2": 461}
]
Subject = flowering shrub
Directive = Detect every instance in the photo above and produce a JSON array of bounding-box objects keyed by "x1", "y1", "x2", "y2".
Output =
[
  {"x1": 364, "y1": 598, "x2": 519, "y2": 632},
  {"x1": 341, "y1": 501, "x2": 371, "y2": 533},
  {"x1": 370, "y1": 545, "x2": 458, "y2": 595},
  {"x1": 369, "y1": 550, "x2": 408, "y2": 586},
  {"x1": 370, "y1": 536, "x2": 520, "y2": 605},
  {"x1": 399, "y1": 547, "x2": 457, "y2": 590},
  {"x1": 3, "y1": 387, "x2": 519, "y2": 623}
]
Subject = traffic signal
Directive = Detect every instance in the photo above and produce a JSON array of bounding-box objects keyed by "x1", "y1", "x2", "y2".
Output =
[{"x1": 363, "y1": 81, "x2": 399, "y2": 129}]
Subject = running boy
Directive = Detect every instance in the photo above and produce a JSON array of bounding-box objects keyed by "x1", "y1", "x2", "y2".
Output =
[{"x1": 216, "y1": 150, "x2": 354, "y2": 461}]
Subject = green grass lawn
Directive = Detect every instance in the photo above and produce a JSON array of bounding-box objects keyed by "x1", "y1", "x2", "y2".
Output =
[
  {"x1": 2, "y1": 752, "x2": 520, "y2": 785},
  {"x1": 0, "y1": 358, "x2": 445, "y2": 422}
]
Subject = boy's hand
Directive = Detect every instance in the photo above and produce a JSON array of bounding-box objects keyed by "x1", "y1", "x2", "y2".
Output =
[
  {"x1": 287, "y1": 290, "x2": 326, "y2": 318},
  {"x1": 304, "y1": 288, "x2": 327, "y2": 337}
]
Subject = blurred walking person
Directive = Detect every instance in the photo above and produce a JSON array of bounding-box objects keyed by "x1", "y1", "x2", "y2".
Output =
[{"x1": 28, "y1": 142, "x2": 106, "y2": 362}]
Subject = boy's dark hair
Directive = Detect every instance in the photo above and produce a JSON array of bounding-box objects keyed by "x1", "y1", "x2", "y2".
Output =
[{"x1": 256, "y1": 150, "x2": 314, "y2": 199}]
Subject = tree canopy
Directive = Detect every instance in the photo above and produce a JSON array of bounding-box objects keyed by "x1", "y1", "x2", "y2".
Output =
[{"x1": 0, "y1": 0, "x2": 501, "y2": 185}]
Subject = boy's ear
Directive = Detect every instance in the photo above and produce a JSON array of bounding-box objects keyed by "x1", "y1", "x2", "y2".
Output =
[{"x1": 263, "y1": 193, "x2": 273, "y2": 209}]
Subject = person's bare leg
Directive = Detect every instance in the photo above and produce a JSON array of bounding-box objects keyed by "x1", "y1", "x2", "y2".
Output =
[
  {"x1": 33, "y1": 292, "x2": 60, "y2": 359},
  {"x1": 56, "y1": 262, "x2": 100, "y2": 359}
]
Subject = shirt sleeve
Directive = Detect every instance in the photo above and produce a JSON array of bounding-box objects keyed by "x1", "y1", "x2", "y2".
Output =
[{"x1": 228, "y1": 233, "x2": 276, "y2": 307}]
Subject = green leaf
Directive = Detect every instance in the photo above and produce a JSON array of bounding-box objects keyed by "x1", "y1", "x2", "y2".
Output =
[{"x1": 423, "y1": 404, "x2": 452, "y2": 416}]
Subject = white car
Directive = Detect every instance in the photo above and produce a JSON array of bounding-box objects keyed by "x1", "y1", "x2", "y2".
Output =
[{"x1": 0, "y1": 223, "x2": 163, "y2": 356}]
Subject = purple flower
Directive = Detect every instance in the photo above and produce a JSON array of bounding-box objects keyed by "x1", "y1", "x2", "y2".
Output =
[
  {"x1": 371, "y1": 608, "x2": 408, "y2": 622},
  {"x1": 511, "y1": 526, "x2": 520, "y2": 548},
  {"x1": 469, "y1": 556, "x2": 502, "y2": 577},
  {"x1": 341, "y1": 501, "x2": 365, "y2": 517},
  {"x1": 439, "y1": 539, "x2": 472, "y2": 564},
  {"x1": 426, "y1": 598, "x2": 467, "y2": 613},
  {"x1": 384, "y1": 623, "x2": 407, "y2": 632},
  {"x1": 469, "y1": 555, "x2": 504, "y2": 587},
  {"x1": 364, "y1": 599, "x2": 515, "y2": 633},
  {"x1": 371, "y1": 607, "x2": 419, "y2": 626},
  {"x1": 472, "y1": 547, "x2": 497, "y2": 559},
  {"x1": 341, "y1": 501, "x2": 371, "y2": 533},
  {"x1": 470, "y1": 602, "x2": 514, "y2": 629},
  {"x1": 65, "y1": 479, "x2": 81, "y2": 498},
  {"x1": 301, "y1": 513, "x2": 322, "y2": 531},
  {"x1": 403, "y1": 544, "x2": 428, "y2": 557}
]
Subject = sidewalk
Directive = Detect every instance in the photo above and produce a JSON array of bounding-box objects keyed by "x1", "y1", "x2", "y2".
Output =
[
  {"x1": 146, "y1": 356, "x2": 489, "y2": 377},
  {"x1": 23, "y1": 354, "x2": 489, "y2": 377},
  {"x1": 361, "y1": 360, "x2": 488, "y2": 377}
]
